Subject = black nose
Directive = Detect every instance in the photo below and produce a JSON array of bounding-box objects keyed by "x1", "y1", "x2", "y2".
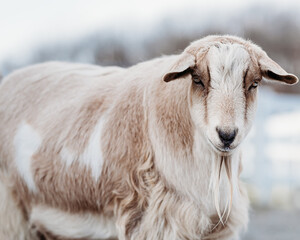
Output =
[{"x1": 217, "y1": 128, "x2": 237, "y2": 147}]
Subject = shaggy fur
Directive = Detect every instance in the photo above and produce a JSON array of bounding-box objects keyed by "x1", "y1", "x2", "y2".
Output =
[{"x1": 0, "y1": 35, "x2": 298, "y2": 240}]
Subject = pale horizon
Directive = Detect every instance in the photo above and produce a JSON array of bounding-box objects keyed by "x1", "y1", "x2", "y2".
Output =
[{"x1": 1, "y1": 0, "x2": 300, "y2": 64}]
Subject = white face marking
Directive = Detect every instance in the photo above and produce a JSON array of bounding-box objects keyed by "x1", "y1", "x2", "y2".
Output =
[
  {"x1": 60, "y1": 117, "x2": 105, "y2": 181},
  {"x1": 30, "y1": 206, "x2": 117, "y2": 239},
  {"x1": 191, "y1": 43, "x2": 257, "y2": 153},
  {"x1": 14, "y1": 122, "x2": 41, "y2": 192}
]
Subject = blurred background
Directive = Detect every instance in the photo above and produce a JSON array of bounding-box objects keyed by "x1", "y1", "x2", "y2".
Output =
[{"x1": 1, "y1": 0, "x2": 300, "y2": 239}]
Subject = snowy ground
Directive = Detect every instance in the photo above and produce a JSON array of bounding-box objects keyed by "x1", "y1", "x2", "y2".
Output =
[{"x1": 243, "y1": 208, "x2": 300, "y2": 240}]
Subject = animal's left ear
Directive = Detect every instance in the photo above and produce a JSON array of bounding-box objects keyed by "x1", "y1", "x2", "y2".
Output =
[
  {"x1": 258, "y1": 50, "x2": 298, "y2": 85},
  {"x1": 163, "y1": 52, "x2": 196, "y2": 82}
]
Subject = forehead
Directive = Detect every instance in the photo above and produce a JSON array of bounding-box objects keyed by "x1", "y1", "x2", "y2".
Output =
[
  {"x1": 207, "y1": 43, "x2": 250, "y2": 73},
  {"x1": 197, "y1": 43, "x2": 253, "y2": 89}
]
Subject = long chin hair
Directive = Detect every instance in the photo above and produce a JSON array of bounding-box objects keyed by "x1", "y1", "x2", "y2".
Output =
[{"x1": 209, "y1": 154, "x2": 234, "y2": 228}]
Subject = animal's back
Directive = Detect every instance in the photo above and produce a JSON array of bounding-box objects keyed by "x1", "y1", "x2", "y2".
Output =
[{"x1": 0, "y1": 61, "x2": 123, "y2": 168}]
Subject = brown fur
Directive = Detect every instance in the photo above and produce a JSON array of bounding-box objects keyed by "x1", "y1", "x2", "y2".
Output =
[{"x1": 0, "y1": 36, "x2": 298, "y2": 240}]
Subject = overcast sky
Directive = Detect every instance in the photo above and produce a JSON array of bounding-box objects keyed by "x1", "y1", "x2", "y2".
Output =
[{"x1": 1, "y1": 0, "x2": 300, "y2": 63}]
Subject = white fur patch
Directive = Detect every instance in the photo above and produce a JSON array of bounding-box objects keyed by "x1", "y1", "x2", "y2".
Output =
[
  {"x1": 202, "y1": 44, "x2": 250, "y2": 148},
  {"x1": 60, "y1": 117, "x2": 105, "y2": 181},
  {"x1": 14, "y1": 122, "x2": 41, "y2": 192},
  {"x1": 60, "y1": 147, "x2": 75, "y2": 167},
  {"x1": 31, "y1": 206, "x2": 117, "y2": 239},
  {"x1": 80, "y1": 118, "x2": 105, "y2": 180}
]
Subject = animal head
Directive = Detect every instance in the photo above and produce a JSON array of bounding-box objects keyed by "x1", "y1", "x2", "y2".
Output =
[{"x1": 163, "y1": 35, "x2": 298, "y2": 155}]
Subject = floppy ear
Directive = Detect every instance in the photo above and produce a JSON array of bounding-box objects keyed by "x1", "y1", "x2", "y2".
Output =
[
  {"x1": 163, "y1": 52, "x2": 196, "y2": 82},
  {"x1": 257, "y1": 50, "x2": 298, "y2": 85}
]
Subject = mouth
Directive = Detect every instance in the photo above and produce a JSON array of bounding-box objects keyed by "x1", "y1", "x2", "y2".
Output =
[{"x1": 208, "y1": 139, "x2": 236, "y2": 154}]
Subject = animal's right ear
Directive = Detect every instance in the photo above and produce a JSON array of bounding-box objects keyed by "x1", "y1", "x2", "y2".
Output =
[
  {"x1": 163, "y1": 52, "x2": 196, "y2": 82},
  {"x1": 252, "y1": 45, "x2": 299, "y2": 85},
  {"x1": 259, "y1": 54, "x2": 299, "y2": 85}
]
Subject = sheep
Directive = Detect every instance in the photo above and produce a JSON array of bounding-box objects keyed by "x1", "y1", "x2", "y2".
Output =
[{"x1": 0, "y1": 35, "x2": 298, "y2": 240}]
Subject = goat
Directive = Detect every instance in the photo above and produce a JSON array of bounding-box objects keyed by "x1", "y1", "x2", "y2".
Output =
[{"x1": 0, "y1": 35, "x2": 298, "y2": 240}]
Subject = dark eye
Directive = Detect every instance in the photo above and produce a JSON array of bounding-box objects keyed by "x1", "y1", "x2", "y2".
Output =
[
  {"x1": 248, "y1": 81, "x2": 259, "y2": 91},
  {"x1": 192, "y1": 76, "x2": 205, "y2": 88}
]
